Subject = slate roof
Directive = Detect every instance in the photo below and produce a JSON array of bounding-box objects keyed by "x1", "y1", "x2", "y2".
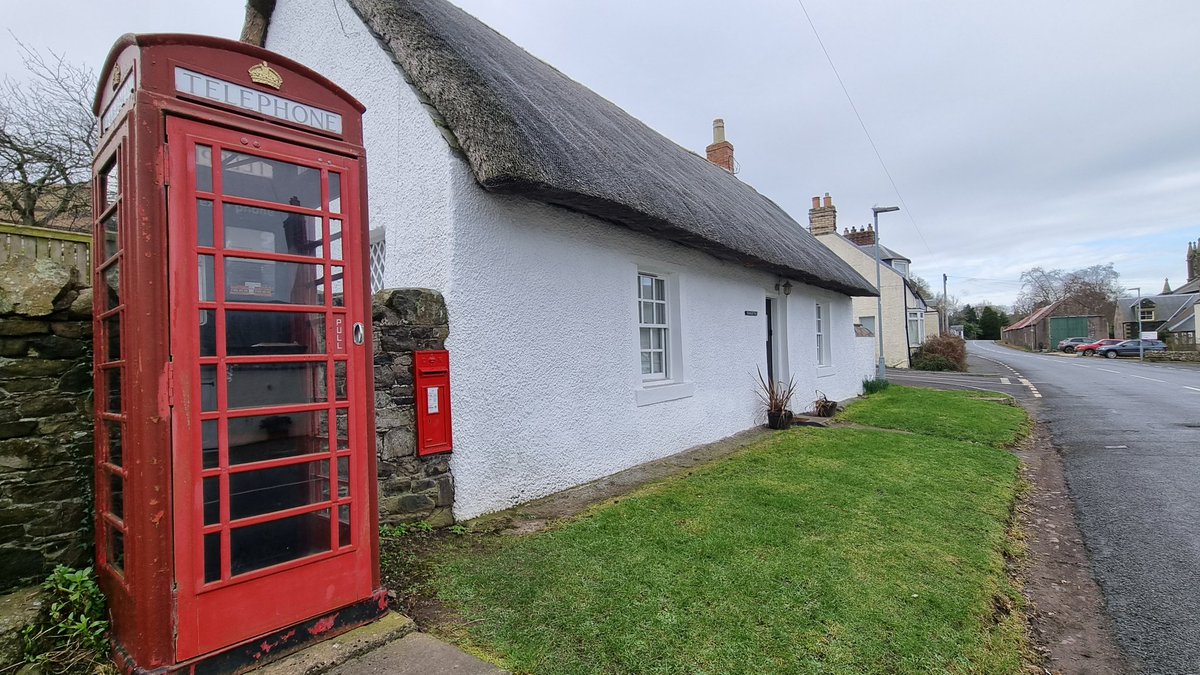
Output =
[
  {"x1": 1116, "y1": 294, "x2": 1197, "y2": 323},
  {"x1": 855, "y1": 241, "x2": 909, "y2": 263},
  {"x1": 1172, "y1": 277, "x2": 1200, "y2": 295},
  {"x1": 249, "y1": 0, "x2": 877, "y2": 297}
]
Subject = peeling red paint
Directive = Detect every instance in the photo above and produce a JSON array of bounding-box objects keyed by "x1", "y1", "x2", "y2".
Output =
[
  {"x1": 372, "y1": 589, "x2": 389, "y2": 611},
  {"x1": 253, "y1": 628, "x2": 297, "y2": 657},
  {"x1": 308, "y1": 614, "x2": 338, "y2": 635}
]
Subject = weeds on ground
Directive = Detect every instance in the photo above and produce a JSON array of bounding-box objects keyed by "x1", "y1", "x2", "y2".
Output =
[
  {"x1": 862, "y1": 377, "x2": 890, "y2": 394},
  {"x1": 13, "y1": 566, "x2": 115, "y2": 675}
]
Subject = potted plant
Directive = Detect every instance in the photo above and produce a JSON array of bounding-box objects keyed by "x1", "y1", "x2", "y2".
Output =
[
  {"x1": 755, "y1": 367, "x2": 797, "y2": 429},
  {"x1": 811, "y1": 390, "x2": 838, "y2": 417}
]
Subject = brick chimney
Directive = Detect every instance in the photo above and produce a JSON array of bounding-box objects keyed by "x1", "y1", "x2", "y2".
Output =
[
  {"x1": 843, "y1": 224, "x2": 876, "y2": 247},
  {"x1": 705, "y1": 118, "x2": 734, "y2": 172},
  {"x1": 808, "y1": 193, "x2": 836, "y2": 236}
]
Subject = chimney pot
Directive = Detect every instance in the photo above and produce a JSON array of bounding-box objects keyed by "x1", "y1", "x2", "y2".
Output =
[
  {"x1": 808, "y1": 191, "x2": 837, "y2": 236},
  {"x1": 712, "y1": 118, "x2": 725, "y2": 144},
  {"x1": 705, "y1": 118, "x2": 734, "y2": 172}
]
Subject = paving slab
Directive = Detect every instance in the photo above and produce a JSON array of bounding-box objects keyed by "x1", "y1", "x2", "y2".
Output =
[
  {"x1": 255, "y1": 611, "x2": 415, "y2": 675},
  {"x1": 329, "y1": 632, "x2": 507, "y2": 675}
]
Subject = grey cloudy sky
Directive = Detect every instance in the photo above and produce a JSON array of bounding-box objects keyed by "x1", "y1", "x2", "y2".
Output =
[{"x1": 5, "y1": 1, "x2": 1199, "y2": 307}]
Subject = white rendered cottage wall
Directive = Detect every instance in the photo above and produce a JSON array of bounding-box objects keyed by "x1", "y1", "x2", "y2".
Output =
[
  {"x1": 267, "y1": 0, "x2": 866, "y2": 520},
  {"x1": 784, "y1": 292, "x2": 872, "y2": 404},
  {"x1": 444, "y1": 178, "x2": 864, "y2": 517},
  {"x1": 266, "y1": 0, "x2": 456, "y2": 291}
]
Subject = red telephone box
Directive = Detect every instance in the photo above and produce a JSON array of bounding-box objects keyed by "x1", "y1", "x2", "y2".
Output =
[{"x1": 90, "y1": 34, "x2": 383, "y2": 672}]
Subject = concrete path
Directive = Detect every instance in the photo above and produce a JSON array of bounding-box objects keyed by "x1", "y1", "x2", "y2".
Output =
[{"x1": 329, "y1": 633, "x2": 505, "y2": 675}]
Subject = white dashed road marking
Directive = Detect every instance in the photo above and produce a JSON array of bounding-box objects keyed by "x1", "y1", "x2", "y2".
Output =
[
  {"x1": 1097, "y1": 368, "x2": 1120, "y2": 374},
  {"x1": 1129, "y1": 374, "x2": 1166, "y2": 383},
  {"x1": 1185, "y1": 386, "x2": 1200, "y2": 393},
  {"x1": 974, "y1": 352, "x2": 1042, "y2": 398}
]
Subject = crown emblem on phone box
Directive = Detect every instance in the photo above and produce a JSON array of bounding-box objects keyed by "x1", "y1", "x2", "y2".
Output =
[{"x1": 248, "y1": 62, "x2": 283, "y2": 90}]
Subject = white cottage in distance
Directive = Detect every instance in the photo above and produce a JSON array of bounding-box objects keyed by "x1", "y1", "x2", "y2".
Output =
[{"x1": 249, "y1": 0, "x2": 878, "y2": 519}]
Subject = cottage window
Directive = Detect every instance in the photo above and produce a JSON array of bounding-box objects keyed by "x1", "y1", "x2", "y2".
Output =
[
  {"x1": 891, "y1": 260, "x2": 910, "y2": 278},
  {"x1": 1139, "y1": 308, "x2": 1155, "y2": 321},
  {"x1": 907, "y1": 310, "x2": 925, "y2": 347},
  {"x1": 816, "y1": 302, "x2": 831, "y2": 366},
  {"x1": 638, "y1": 273, "x2": 669, "y2": 380}
]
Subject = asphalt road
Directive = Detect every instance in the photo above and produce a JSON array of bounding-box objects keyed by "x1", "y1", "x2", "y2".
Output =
[{"x1": 928, "y1": 342, "x2": 1200, "y2": 674}]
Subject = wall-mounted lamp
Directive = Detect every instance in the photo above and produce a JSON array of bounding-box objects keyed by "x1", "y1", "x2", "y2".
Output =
[{"x1": 782, "y1": 281, "x2": 792, "y2": 296}]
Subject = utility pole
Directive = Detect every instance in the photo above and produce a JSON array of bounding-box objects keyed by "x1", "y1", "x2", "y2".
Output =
[{"x1": 942, "y1": 273, "x2": 948, "y2": 335}]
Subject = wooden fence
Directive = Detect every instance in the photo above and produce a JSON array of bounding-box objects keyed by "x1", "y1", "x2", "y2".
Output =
[{"x1": 0, "y1": 222, "x2": 91, "y2": 271}]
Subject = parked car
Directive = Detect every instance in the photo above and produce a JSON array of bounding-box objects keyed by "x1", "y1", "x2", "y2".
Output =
[
  {"x1": 1075, "y1": 339, "x2": 1123, "y2": 356},
  {"x1": 1057, "y1": 337, "x2": 1093, "y2": 353},
  {"x1": 1095, "y1": 339, "x2": 1167, "y2": 359}
]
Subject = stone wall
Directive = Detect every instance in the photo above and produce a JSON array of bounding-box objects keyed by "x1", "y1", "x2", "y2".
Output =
[
  {"x1": 0, "y1": 258, "x2": 93, "y2": 593},
  {"x1": 373, "y1": 289, "x2": 454, "y2": 527},
  {"x1": 1146, "y1": 350, "x2": 1200, "y2": 363}
]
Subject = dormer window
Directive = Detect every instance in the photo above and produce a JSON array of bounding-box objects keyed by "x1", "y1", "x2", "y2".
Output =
[{"x1": 891, "y1": 260, "x2": 909, "y2": 277}]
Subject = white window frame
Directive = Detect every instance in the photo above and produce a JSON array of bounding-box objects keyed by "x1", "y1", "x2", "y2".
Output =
[
  {"x1": 891, "y1": 260, "x2": 910, "y2": 277},
  {"x1": 1139, "y1": 308, "x2": 1154, "y2": 321},
  {"x1": 907, "y1": 309, "x2": 925, "y2": 347},
  {"x1": 634, "y1": 267, "x2": 693, "y2": 406},
  {"x1": 815, "y1": 301, "x2": 831, "y2": 367},
  {"x1": 638, "y1": 273, "x2": 670, "y2": 381}
]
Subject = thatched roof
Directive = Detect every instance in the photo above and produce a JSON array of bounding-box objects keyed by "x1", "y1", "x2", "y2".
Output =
[{"x1": 248, "y1": 0, "x2": 877, "y2": 296}]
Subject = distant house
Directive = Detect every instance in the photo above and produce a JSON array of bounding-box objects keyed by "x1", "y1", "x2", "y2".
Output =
[
  {"x1": 808, "y1": 195, "x2": 938, "y2": 368},
  {"x1": 251, "y1": 0, "x2": 878, "y2": 519},
  {"x1": 1115, "y1": 294, "x2": 1198, "y2": 345},
  {"x1": 1119, "y1": 237, "x2": 1200, "y2": 348}
]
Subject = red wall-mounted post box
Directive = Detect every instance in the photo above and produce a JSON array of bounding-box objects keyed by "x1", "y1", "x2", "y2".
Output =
[{"x1": 414, "y1": 350, "x2": 452, "y2": 455}]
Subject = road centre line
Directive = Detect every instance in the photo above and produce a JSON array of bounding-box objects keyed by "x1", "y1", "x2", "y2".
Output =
[
  {"x1": 1097, "y1": 368, "x2": 1120, "y2": 373},
  {"x1": 1185, "y1": 386, "x2": 1200, "y2": 393}
]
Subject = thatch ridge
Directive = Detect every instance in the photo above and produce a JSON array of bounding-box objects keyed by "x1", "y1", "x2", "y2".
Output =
[{"x1": 306, "y1": 0, "x2": 878, "y2": 296}]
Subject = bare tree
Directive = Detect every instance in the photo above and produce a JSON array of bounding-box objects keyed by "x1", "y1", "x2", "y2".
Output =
[
  {"x1": 0, "y1": 38, "x2": 97, "y2": 230},
  {"x1": 1014, "y1": 263, "x2": 1120, "y2": 317}
]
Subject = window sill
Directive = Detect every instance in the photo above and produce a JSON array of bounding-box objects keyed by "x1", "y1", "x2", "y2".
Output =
[
  {"x1": 817, "y1": 366, "x2": 836, "y2": 378},
  {"x1": 635, "y1": 380, "x2": 696, "y2": 407}
]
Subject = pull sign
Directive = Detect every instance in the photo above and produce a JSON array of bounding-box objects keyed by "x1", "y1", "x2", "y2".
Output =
[
  {"x1": 334, "y1": 316, "x2": 346, "y2": 353},
  {"x1": 353, "y1": 322, "x2": 365, "y2": 346}
]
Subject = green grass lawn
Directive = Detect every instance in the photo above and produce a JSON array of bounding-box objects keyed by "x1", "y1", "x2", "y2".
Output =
[
  {"x1": 421, "y1": 388, "x2": 1027, "y2": 674},
  {"x1": 838, "y1": 386, "x2": 1029, "y2": 448}
]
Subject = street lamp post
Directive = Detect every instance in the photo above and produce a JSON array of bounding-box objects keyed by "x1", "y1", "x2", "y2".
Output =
[
  {"x1": 872, "y1": 205, "x2": 900, "y2": 379},
  {"x1": 1129, "y1": 286, "x2": 1144, "y2": 362}
]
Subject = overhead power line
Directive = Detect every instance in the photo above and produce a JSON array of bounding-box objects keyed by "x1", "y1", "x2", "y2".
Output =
[{"x1": 795, "y1": 0, "x2": 932, "y2": 257}]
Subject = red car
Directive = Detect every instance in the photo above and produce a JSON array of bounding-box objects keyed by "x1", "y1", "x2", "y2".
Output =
[{"x1": 1075, "y1": 339, "x2": 1122, "y2": 356}]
